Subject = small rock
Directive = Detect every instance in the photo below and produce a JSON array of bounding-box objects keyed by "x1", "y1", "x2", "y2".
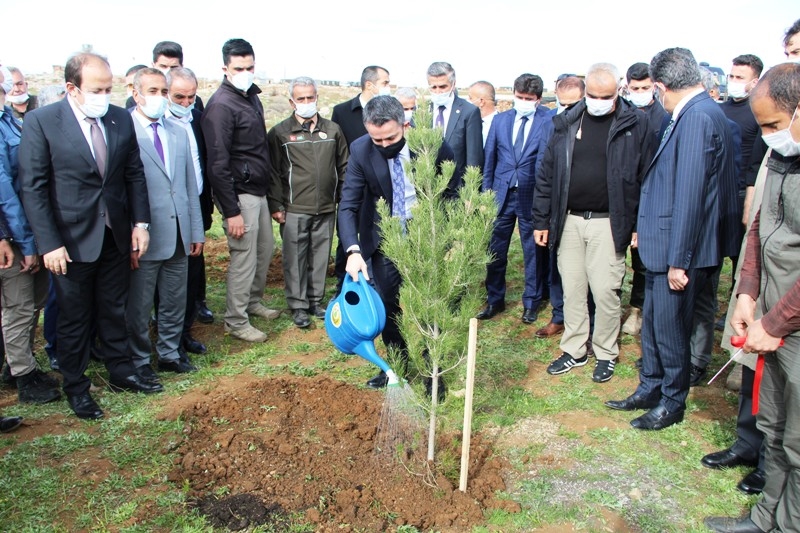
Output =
[{"x1": 629, "y1": 488, "x2": 643, "y2": 501}]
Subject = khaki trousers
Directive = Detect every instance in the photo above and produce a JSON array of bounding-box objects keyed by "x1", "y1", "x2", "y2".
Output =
[
  {"x1": 223, "y1": 194, "x2": 275, "y2": 330},
  {"x1": 280, "y1": 212, "x2": 334, "y2": 310},
  {"x1": 557, "y1": 214, "x2": 626, "y2": 361}
]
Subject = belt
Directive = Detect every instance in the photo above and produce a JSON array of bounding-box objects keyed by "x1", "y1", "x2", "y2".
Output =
[{"x1": 568, "y1": 210, "x2": 609, "y2": 220}]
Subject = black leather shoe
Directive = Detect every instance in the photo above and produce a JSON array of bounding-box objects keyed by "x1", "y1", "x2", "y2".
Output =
[
  {"x1": 737, "y1": 469, "x2": 766, "y2": 495},
  {"x1": 137, "y1": 365, "x2": 161, "y2": 385},
  {"x1": 292, "y1": 309, "x2": 311, "y2": 328},
  {"x1": 182, "y1": 335, "x2": 207, "y2": 354},
  {"x1": 366, "y1": 371, "x2": 388, "y2": 389},
  {"x1": 690, "y1": 363, "x2": 707, "y2": 387},
  {"x1": 48, "y1": 354, "x2": 60, "y2": 372},
  {"x1": 605, "y1": 394, "x2": 659, "y2": 411},
  {"x1": 67, "y1": 393, "x2": 104, "y2": 420},
  {"x1": 108, "y1": 374, "x2": 164, "y2": 394},
  {"x1": 196, "y1": 301, "x2": 214, "y2": 324},
  {"x1": 630, "y1": 404, "x2": 684, "y2": 430},
  {"x1": 424, "y1": 376, "x2": 447, "y2": 402},
  {"x1": 0, "y1": 416, "x2": 23, "y2": 433},
  {"x1": 476, "y1": 302, "x2": 505, "y2": 320},
  {"x1": 703, "y1": 516, "x2": 764, "y2": 533},
  {"x1": 308, "y1": 305, "x2": 326, "y2": 319},
  {"x1": 701, "y1": 448, "x2": 758, "y2": 470},
  {"x1": 521, "y1": 306, "x2": 540, "y2": 324},
  {"x1": 159, "y1": 358, "x2": 197, "y2": 374}
]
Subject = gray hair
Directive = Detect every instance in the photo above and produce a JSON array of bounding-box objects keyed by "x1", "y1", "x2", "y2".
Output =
[
  {"x1": 37, "y1": 84, "x2": 67, "y2": 107},
  {"x1": 6, "y1": 66, "x2": 23, "y2": 78},
  {"x1": 394, "y1": 87, "x2": 417, "y2": 101},
  {"x1": 166, "y1": 67, "x2": 198, "y2": 89},
  {"x1": 427, "y1": 61, "x2": 455, "y2": 84},
  {"x1": 289, "y1": 76, "x2": 318, "y2": 98},
  {"x1": 586, "y1": 63, "x2": 620, "y2": 87},
  {"x1": 699, "y1": 67, "x2": 719, "y2": 92},
  {"x1": 649, "y1": 47, "x2": 701, "y2": 91},
  {"x1": 133, "y1": 67, "x2": 166, "y2": 92},
  {"x1": 362, "y1": 95, "x2": 404, "y2": 127}
]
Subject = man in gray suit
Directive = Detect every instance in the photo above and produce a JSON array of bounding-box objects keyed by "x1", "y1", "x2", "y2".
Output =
[
  {"x1": 426, "y1": 62, "x2": 484, "y2": 186},
  {"x1": 126, "y1": 68, "x2": 204, "y2": 379}
]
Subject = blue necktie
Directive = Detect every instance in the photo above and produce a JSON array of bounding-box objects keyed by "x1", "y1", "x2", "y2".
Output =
[
  {"x1": 391, "y1": 156, "x2": 406, "y2": 221},
  {"x1": 514, "y1": 115, "x2": 528, "y2": 160},
  {"x1": 435, "y1": 105, "x2": 445, "y2": 129},
  {"x1": 659, "y1": 118, "x2": 675, "y2": 147}
]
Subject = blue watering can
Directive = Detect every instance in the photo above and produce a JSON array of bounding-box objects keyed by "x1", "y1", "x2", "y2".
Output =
[{"x1": 325, "y1": 273, "x2": 400, "y2": 385}]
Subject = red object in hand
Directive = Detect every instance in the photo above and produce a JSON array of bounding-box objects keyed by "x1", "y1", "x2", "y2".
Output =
[{"x1": 730, "y1": 335, "x2": 784, "y2": 349}]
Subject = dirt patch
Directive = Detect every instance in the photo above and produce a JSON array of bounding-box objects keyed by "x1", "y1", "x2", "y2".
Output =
[
  {"x1": 165, "y1": 374, "x2": 512, "y2": 531},
  {"x1": 194, "y1": 494, "x2": 290, "y2": 531}
]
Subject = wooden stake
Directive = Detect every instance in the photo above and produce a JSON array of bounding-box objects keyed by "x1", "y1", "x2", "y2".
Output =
[{"x1": 459, "y1": 318, "x2": 478, "y2": 492}]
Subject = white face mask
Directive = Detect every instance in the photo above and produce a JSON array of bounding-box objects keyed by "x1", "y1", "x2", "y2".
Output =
[
  {"x1": 168, "y1": 98, "x2": 194, "y2": 118},
  {"x1": 6, "y1": 92, "x2": 29, "y2": 105},
  {"x1": 727, "y1": 81, "x2": 751, "y2": 99},
  {"x1": 430, "y1": 91, "x2": 451, "y2": 108},
  {"x1": 762, "y1": 106, "x2": 800, "y2": 157},
  {"x1": 514, "y1": 98, "x2": 538, "y2": 117},
  {"x1": 293, "y1": 100, "x2": 317, "y2": 119},
  {"x1": 230, "y1": 71, "x2": 254, "y2": 92},
  {"x1": 378, "y1": 86, "x2": 391, "y2": 97},
  {"x1": 78, "y1": 90, "x2": 111, "y2": 118},
  {"x1": 627, "y1": 90, "x2": 653, "y2": 108},
  {"x1": 403, "y1": 110, "x2": 414, "y2": 123},
  {"x1": 140, "y1": 95, "x2": 168, "y2": 120},
  {"x1": 585, "y1": 96, "x2": 615, "y2": 117},
  {"x1": 0, "y1": 66, "x2": 11, "y2": 93}
]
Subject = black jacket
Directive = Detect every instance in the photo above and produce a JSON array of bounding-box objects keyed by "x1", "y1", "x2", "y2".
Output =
[
  {"x1": 331, "y1": 95, "x2": 367, "y2": 147},
  {"x1": 201, "y1": 78, "x2": 276, "y2": 218},
  {"x1": 533, "y1": 98, "x2": 652, "y2": 253}
]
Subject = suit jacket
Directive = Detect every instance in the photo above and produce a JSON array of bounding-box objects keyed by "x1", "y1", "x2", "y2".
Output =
[
  {"x1": 331, "y1": 94, "x2": 367, "y2": 147},
  {"x1": 338, "y1": 135, "x2": 455, "y2": 261},
  {"x1": 132, "y1": 114, "x2": 203, "y2": 261},
  {"x1": 18, "y1": 98, "x2": 150, "y2": 262},
  {"x1": 440, "y1": 96, "x2": 484, "y2": 180},
  {"x1": 188, "y1": 108, "x2": 213, "y2": 230},
  {"x1": 638, "y1": 91, "x2": 739, "y2": 273},
  {"x1": 483, "y1": 105, "x2": 554, "y2": 215}
]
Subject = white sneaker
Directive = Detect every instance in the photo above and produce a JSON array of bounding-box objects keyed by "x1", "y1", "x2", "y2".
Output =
[
  {"x1": 247, "y1": 304, "x2": 281, "y2": 320},
  {"x1": 621, "y1": 308, "x2": 642, "y2": 336},
  {"x1": 225, "y1": 324, "x2": 267, "y2": 343}
]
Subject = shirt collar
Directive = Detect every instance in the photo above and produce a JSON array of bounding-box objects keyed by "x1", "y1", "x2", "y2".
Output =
[{"x1": 671, "y1": 87, "x2": 704, "y2": 120}]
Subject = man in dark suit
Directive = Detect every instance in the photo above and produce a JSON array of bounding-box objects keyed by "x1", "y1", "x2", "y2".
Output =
[
  {"x1": 330, "y1": 65, "x2": 391, "y2": 294},
  {"x1": 19, "y1": 52, "x2": 163, "y2": 420},
  {"x1": 605, "y1": 48, "x2": 738, "y2": 430},
  {"x1": 165, "y1": 67, "x2": 214, "y2": 352},
  {"x1": 478, "y1": 73, "x2": 553, "y2": 324},
  {"x1": 426, "y1": 62, "x2": 484, "y2": 182},
  {"x1": 338, "y1": 95, "x2": 458, "y2": 390}
]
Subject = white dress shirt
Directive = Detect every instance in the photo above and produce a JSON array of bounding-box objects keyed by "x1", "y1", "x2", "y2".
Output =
[
  {"x1": 166, "y1": 109, "x2": 203, "y2": 194},
  {"x1": 132, "y1": 110, "x2": 171, "y2": 179}
]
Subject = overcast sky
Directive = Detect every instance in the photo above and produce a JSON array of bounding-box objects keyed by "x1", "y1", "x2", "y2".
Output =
[{"x1": 1, "y1": 0, "x2": 796, "y2": 89}]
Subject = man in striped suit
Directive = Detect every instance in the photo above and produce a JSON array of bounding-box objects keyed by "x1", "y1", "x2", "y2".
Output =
[{"x1": 605, "y1": 47, "x2": 739, "y2": 430}]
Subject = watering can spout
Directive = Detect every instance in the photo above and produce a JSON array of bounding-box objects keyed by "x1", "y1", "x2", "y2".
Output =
[{"x1": 325, "y1": 273, "x2": 399, "y2": 380}]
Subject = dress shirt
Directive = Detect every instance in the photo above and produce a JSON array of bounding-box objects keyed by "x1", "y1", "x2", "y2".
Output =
[
  {"x1": 67, "y1": 95, "x2": 107, "y2": 157},
  {"x1": 431, "y1": 93, "x2": 455, "y2": 130},
  {"x1": 132, "y1": 110, "x2": 171, "y2": 179},
  {"x1": 670, "y1": 87, "x2": 705, "y2": 121},
  {"x1": 482, "y1": 110, "x2": 498, "y2": 147},
  {"x1": 166, "y1": 109, "x2": 203, "y2": 193},
  {"x1": 512, "y1": 111, "x2": 533, "y2": 150}
]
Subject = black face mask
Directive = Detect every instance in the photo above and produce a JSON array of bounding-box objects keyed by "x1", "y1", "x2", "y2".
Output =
[{"x1": 374, "y1": 136, "x2": 406, "y2": 159}]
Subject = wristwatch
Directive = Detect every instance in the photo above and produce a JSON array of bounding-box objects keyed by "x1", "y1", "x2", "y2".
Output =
[{"x1": 134, "y1": 222, "x2": 150, "y2": 231}]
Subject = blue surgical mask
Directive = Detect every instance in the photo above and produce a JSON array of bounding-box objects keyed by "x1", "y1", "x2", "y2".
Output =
[
  {"x1": 430, "y1": 91, "x2": 451, "y2": 108},
  {"x1": 140, "y1": 95, "x2": 168, "y2": 120},
  {"x1": 168, "y1": 99, "x2": 194, "y2": 118}
]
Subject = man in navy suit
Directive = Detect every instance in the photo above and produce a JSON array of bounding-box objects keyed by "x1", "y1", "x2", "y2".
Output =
[
  {"x1": 426, "y1": 62, "x2": 483, "y2": 183},
  {"x1": 338, "y1": 95, "x2": 459, "y2": 390},
  {"x1": 478, "y1": 74, "x2": 553, "y2": 324},
  {"x1": 606, "y1": 48, "x2": 739, "y2": 430}
]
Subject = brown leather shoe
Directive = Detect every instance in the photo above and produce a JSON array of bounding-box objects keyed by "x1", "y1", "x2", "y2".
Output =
[{"x1": 535, "y1": 321, "x2": 565, "y2": 338}]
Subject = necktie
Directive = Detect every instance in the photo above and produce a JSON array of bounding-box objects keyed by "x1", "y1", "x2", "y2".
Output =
[
  {"x1": 391, "y1": 156, "x2": 406, "y2": 221},
  {"x1": 659, "y1": 118, "x2": 675, "y2": 147},
  {"x1": 84, "y1": 117, "x2": 107, "y2": 178},
  {"x1": 514, "y1": 115, "x2": 528, "y2": 160},
  {"x1": 435, "y1": 105, "x2": 445, "y2": 129},
  {"x1": 151, "y1": 123, "x2": 165, "y2": 164}
]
